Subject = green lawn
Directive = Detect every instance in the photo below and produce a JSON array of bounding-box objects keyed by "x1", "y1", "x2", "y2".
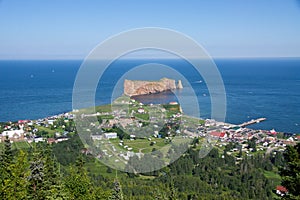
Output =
[
  {"x1": 12, "y1": 141, "x2": 31, "y2": 150},
  {"x1": 134, "y1": 113, "x2": 149, "y2": 121},
  {"x1": 38, "y1": 125, "x2": 64, "y2": 135},
  {"x1": 264, "y1": 170, "x2": 282, "y2": 186},
  {"x1": 108, "y1": 138, "x2": 172, "y2": 154},
  {"x1": 95, "y1": 104, "x2": 112, "y2": 113},
  {"x1": 85, "y1": 159, "x2": 126, "y2": 179},
  {"x1": 0, "y1": 141, "x2": 31, "y2": 151}
]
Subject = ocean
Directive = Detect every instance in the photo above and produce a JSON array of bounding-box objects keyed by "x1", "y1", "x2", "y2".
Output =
[{"x1": 0, "y1": 58, "x2": 299, "y2": 133}]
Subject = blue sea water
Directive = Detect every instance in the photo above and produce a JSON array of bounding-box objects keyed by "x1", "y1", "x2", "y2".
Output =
[{"x1": 0, "y1": 58, "x2": 299, "y2": 133}]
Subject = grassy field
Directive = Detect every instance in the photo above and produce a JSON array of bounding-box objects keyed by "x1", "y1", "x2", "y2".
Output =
[
  {"x1": 123, "y1": 138, "x2": 166, "y2": 153},
  {"x1": 12, "y1": 141, "x2": 31, "y2": 149},
  {"x1": 102, "y1": 136, "x2": 192, "y2": 157},
  {"x1": 37, "y1": 125, "x2": 64, "y2": 135},
  {"x1": 85, "y1": 159, "x2": 127, "y2": 179},
  {"x1": 95, "y1": 104, "x2": 113, "y2": 113},
  {"x1": 264, "y1": 170, "x2": 282, "y2": 186},
  {"x1": 0, "y1": 141, "x2": 31, "y2": 151},
  {"x1": 109, "y1": 138, "x2": 168, "y2": 154}
]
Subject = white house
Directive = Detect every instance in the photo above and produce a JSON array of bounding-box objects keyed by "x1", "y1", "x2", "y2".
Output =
[
  {"x1": 104, "y1": 132, "x2": 117, "y2": 139},
  {"x1": 34, "y1": 137, "x2": 45, "y2": 143},
  {"x1": 137, "y1": 108, "x2": 145, "y2": 114},
  {"x1": 47, "y1": 119, "x2": 55, "y2": 125},
  {"x1": 1, "y1": 129, "x2": 25, "y2": 142}
]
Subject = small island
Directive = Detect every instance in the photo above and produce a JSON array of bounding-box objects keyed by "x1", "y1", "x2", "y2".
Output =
[{"x1": 124, "y1": 78, "x2": 182, "y2": 97}]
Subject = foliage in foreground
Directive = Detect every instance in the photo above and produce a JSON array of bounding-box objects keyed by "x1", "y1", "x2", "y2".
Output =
[{"x1": 0, "y1": 135, "x2": 299, "y2": 199}]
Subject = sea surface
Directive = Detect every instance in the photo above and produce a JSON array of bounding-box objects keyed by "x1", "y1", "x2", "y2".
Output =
[{"x1": 0, "y1": 58, "x2": 299, "y2": 133}]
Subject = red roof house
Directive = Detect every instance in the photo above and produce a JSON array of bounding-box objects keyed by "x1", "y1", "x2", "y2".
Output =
[
  {"x1": 210, "y1": 132, "x2": 226, "y2": 138},
  {"x1": 276, "y1": 185, "x2": 288, "y2": 196}
]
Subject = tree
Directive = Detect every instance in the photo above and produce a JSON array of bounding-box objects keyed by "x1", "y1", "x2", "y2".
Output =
[
  {"x1": 42, "y1": 145, "x2": 69, "y2": 200},
  {"x1": 110, "y1": 178, "x2": 124, "y2": 200},
  {"x1": 247, "y1": 137, "x2": 257, "y2": 152},
  {"x1": 168, "y1": 178, "x2": 179, "y2": 200},
  {"x1": 279, "y1": 143, "x2": 300, "y2": 198},
  {"x1": 64, "y1": 156, "x2": 95, "y2": 200},
  {"x1": 2, "y1": 150, "x2": 29, "y2": 200},
  {"x1": 0, "y1": 136, "x2": 14, "y2": 196},
  {"x1": 27, "y1": 149, "x2": 46, "y2": 199}
]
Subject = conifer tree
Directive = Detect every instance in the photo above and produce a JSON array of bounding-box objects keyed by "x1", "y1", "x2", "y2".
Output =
[
  {"x1": 280, "y1": 143, "x2": 300, "y2": 198},
  {"x1": 0, "y1": 136, "x2": 14, "y2": 196},
  {"x1": 28, "y1": 148, "x2": 45, "y2": 199},
  {"x1": 64, "y1": 156, "x2": 95, "y2": 200},
  {"x1": 169, "y1": 178, "x2": 178, "y2": 200},
  {"x1": 2, "y1": 150, "x2": 29, "y2": 200},
  {"x1": 43, "y1": 144, "x2": 68, "y2": 199},
  {"x1": 110, "y1": 177, "x2": 124, "y2": 200}
]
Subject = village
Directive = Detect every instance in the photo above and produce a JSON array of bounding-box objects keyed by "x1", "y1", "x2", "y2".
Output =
[
  {"x1": 1, "y1": 96, "x2": 299, "y2": 196},
  {"x1": 1, "y1": 96, "x2": 299, "y2": 162}
]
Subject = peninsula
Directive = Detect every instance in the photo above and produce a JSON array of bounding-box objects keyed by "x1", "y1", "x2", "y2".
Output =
[{"x1": 124, "y1": 78, "x2": 182, "y2": 97}]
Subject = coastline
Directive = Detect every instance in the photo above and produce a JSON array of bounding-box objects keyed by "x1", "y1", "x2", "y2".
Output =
[{"x1": 1, "y1": 97, "x2": 299, "y2": 145}]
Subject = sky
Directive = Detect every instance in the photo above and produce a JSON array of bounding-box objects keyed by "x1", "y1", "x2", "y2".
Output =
[{"x1": 0, "y1": 0, "x2": 300, "y2": 59}]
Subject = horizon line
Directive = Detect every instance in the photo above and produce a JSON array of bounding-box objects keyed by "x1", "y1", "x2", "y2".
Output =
[{"x1": 0, "y1": 56, "x2": 300, "y2": 61}]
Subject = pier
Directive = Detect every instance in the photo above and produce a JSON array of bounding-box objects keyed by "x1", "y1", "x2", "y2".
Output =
[{"x1": 239, "y1": 118, "x2": 266, "y2": 127}]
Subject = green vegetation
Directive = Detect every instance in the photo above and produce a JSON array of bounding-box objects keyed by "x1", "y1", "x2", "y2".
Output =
[
  {"x1": 1, "y1": 133, "x2": 296, "y2": 199},
  {"x1": 279, "y1": 143, "x2": 300, "y2": 199},
  {"x1": 1, "y1": 99, "x2": 299, "y2": 199}
]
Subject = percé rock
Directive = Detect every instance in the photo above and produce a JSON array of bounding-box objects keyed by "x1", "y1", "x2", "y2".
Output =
[{"x1": 124, "y1": 78, "x2": 181, "y2": 97}]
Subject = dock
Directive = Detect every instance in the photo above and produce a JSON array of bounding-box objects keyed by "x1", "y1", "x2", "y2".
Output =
[{"x1": 239, "y1": 118, "x2": 266, "y2": 127}]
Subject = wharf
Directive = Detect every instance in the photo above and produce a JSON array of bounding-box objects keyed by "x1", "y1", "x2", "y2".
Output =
[{"x1": 239, "y1": 118, "x2": 266, "y2": 127}]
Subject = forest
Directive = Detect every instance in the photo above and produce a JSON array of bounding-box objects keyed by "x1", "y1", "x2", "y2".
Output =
[{"x1": 0, "y1": 134, "x2": 299, "y2": 200}]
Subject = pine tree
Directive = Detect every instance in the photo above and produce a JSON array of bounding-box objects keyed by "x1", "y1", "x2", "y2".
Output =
[
  {"x1": 153, "y1": 187, "x2": 168, "y2": 200},
  {"x1": 110, "y1": 178, "x2": 124, "y2": 200},
  {"x1": 0, "y1": 136, "x2": 14, "y2": 196},
  {"x1": 64, "y1": 156, "x2": 95, "y2": 200},
  {"x1": 43, "y1": 145, "x2": 69, "y2": 200},
  {"x1": 279, "y1": 143, "x2": 300, "y2": 198},
  {"x1": 3, "y1": 136, "x2": 13, "y2": 165},
  {"x1": 2, "y1": 150, "x2": 29, "y2": 200},
  {"x1": 169, "y1": 178, "x2": 178, "y2": 200},
  {"x1": 28, "y1": 149, "x2": 45, "y2": 199}
]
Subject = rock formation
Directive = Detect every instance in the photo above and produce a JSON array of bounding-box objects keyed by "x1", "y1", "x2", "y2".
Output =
[
  {"x1": 124, "y1": 78, "x2": 182, "y2": 97},
  {"x1": 177, "y1": 80, "x2": 183, "y2": 89}
]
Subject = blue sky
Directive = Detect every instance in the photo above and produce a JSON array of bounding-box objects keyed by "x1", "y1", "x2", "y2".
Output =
[{"x1": 0, "y1": 0, "x2": 300, "y2": 59}]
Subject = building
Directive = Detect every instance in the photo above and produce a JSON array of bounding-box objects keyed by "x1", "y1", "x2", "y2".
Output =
[
  {"x1": 137, "y1": 108, "x2": 145, "y2": 114},
  {"x1": 276, "y1": 185, "x2": 288, "y2": 196},
  {"x1": 0, "y1": 129, "x2": 25, "y2": 142},
  {"x1": 47, "y1": 138, "x2": 57, "y2": 144},
  {"x1": 209, "y1": 131, "x2": 226, "y2": 138},
  {"x1": 104, "y1": 132, "x2": 117, "y2": 139}
]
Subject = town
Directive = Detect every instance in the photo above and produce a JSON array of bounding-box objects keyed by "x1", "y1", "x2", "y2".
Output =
[
  {"x1": 1, "y1": 96, "x2": 299, "y2": 197},
  {"x1": 1, "y1": 96, "x2": 299, "y2": 163}
]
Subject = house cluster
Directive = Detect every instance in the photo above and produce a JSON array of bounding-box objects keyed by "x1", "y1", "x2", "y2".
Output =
[
  {"x1": 0, "y1": 112, "x2": 75, "y2": 144},
  {"x1": 0, "y1": 121, "x2": 26, "y2": 142},
  {"x1": 0, "y1": 129, "x2": 25, "y2": 142}
]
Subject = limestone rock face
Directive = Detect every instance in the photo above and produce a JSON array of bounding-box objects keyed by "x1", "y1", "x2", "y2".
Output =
[
  {"x1": 124, "y1": 78, "x2": 179, "y2": 97},
  {"x1": 177, "y1": 80, "x2": 183, "y2": 89}
]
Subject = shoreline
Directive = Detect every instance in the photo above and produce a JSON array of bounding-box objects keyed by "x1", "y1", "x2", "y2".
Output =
[{"x1": 0, "y1": 100, "x2": 298, "y2": 135}]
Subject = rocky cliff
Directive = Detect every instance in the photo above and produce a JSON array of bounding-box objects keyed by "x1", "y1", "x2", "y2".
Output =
[
  {"x1": 177, "y1": 80, "x2": 183, "y2": 89},
  {"x1": 124, "y1": 78, "x2": 182, "y2": 97}
]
